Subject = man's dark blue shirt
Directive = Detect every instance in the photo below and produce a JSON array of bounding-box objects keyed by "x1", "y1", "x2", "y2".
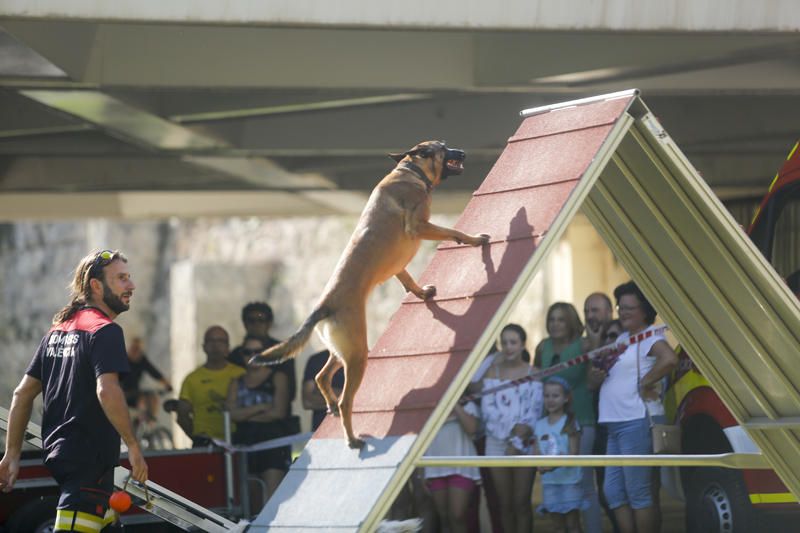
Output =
[{"x1": 26, "y1": 307, "x2": 129, "y2": 467}]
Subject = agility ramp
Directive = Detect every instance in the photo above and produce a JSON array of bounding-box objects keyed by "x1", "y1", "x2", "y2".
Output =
[{"x1": 251, "y1": 89, "x2": 800, "y2": 531}]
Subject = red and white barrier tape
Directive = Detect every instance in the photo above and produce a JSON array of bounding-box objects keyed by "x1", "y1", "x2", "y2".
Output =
[
  {"x1": 212, "y1": 431, "x2": 312, "y2": 454},
  {"x1": 459, "y1": 325, "x2": 669, "y2": 404}
]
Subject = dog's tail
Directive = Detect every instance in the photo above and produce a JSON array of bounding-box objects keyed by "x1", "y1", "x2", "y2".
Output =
[
  {"x1": 376, "y1": 519, "x2": 423, "y2": 533},
  {"x1": 250, "y1": 306, "x2": 332, "y2": 366}
]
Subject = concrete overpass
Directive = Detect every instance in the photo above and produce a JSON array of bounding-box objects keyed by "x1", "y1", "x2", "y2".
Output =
[{"x1": 1, "y1": 0, "x2": 799, "y2": 218}]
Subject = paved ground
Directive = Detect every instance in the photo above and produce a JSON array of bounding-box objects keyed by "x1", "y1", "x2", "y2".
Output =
[{"x1": 526, "y1": 486, "x2": 686, "y2": 532}]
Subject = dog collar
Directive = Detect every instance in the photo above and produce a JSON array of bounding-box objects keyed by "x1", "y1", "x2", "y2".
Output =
[{"x1": 398, "y1": 162, "x2": 433, "y2": 192}]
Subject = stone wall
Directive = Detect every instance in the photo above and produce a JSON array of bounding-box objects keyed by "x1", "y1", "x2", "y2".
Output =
[{"x1": 0, "y1": 213, "x2": 622, "y2": 448}]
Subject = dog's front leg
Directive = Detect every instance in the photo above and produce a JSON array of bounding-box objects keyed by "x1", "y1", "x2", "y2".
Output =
[
  {"x1": 396, "y1": 269, "x2": 436, "y2": 300},
  {"x1": 415, "y1": 220, "x2": 490, "y2": 247}
]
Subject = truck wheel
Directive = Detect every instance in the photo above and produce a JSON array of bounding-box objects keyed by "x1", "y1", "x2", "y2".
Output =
[
  {"x1": 686, "y1": 467, "x2": 755, "y2": 533},
  {"x1": 6, "y1": 495, "x2": 58, "y2": 533}
]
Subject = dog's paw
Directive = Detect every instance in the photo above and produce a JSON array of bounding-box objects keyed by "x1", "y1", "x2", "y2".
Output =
[
  {"x1": 348, "y1": 437, "x2": 366, "y2": 449},
  {"x1": 327, "y1": 404, "x2": 340, "y2": 417},
  {"x1": 420, "y1": 285, "x2": 437, "y2": 300},
  {"x1": 473, "y1": 233, "x2": 490, "y2": 246}
]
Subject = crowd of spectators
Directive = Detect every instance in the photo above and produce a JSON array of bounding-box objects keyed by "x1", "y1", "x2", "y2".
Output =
[
  {"x1": 417, "y1": 281, "x2": 677, "y2": 533},
  {"x1": 158, "y1": 282, "x2": 676, "y2": 529}
]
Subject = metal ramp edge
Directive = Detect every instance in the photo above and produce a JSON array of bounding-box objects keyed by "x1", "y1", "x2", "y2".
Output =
[{"x1": 581, "y1": 100, "x2": 800, "y2": 496}]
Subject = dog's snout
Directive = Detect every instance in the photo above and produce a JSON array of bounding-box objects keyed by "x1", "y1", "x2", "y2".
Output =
[
  {"x1": 443, "y1": 147, "x2": 465, "y2": 177},
  {"x1": 445, "y1": 148, "x2": 465, "y2": 161}
]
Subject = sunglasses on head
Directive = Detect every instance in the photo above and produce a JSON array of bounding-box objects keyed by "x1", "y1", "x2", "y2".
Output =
[{"x1": 88, "y1": 250, "x2": 115, "y2": 279}]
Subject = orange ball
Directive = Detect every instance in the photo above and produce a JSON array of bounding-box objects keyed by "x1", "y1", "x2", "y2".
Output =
[{"x1": 109, "y1": 490, "x2": 132, "y2": 513}]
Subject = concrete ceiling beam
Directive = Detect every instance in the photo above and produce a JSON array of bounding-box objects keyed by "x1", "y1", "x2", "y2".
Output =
[{"x1": 2, "y1": 0, "x2": 799, "y2": 32}]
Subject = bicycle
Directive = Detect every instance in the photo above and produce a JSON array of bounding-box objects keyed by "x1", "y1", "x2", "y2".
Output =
[{"x1": 131, "y1": 389, "x2": 174, "y2": 451}]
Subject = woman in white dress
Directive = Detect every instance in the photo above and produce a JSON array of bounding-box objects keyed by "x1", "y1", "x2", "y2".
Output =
[
  {"x1": 473, "y1": 324, "x2": 543, "y2": 533},
  {"x1": 594, "y1": 281, "x2": 678, "y2": 533}
]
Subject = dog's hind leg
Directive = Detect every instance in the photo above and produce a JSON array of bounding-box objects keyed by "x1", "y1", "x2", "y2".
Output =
[
  {"x1": 325, "y1": 309, "x2": 369, "y2": 449},
  {"x1": 315, "y1": 352, "x2": 343, "y2": 417},
  {"x1": 340, "y1": 354, "x2": 367, "y2": 449}
]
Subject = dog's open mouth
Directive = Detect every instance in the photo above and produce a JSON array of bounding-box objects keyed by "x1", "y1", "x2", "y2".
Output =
[{"x1": 446, "y1": 159, "x2": 464, "y2": 174}]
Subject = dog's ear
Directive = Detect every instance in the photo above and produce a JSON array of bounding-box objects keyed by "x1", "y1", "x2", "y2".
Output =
[{"x1": 388, "y1": 151, "x2": 408, "y2": 162}]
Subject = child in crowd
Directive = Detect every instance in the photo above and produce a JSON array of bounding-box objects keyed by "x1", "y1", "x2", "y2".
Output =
[
  {"x1": 534, "y1": 376, "x2": 588, "y2": 533},
  {"x1": 422, "y1": 398, "x2": 482, "y2": 533}
]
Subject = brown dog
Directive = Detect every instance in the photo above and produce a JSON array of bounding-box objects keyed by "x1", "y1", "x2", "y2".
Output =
[{"x1": 251, "y1": 140, "x2": 489, "y2": 448}]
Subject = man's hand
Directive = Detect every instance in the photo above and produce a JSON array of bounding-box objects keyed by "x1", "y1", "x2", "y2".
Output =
[
  {"x1": 585, "y1": 324, "x2": 605, "y2": 349},
  {"x1": 1, "y1": 375, "x2": 42, "y2": 493},
  {"x1": 0, "y1": 454, "x2": 20, "y2": 493},
  {"x1": 588, "y1": 367, "x2": 607, "y2": 390},
  {"x1": 640, "y1": 382, "x2": 660, "y2": 401},
  {"x1": 127, "y1": 443, "x2": 148, "y2": 484}
]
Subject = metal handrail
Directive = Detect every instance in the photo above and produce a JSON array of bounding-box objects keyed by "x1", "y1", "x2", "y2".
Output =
[{"x1": 417, "y1": 452, "x2": 769, "y2": 470}]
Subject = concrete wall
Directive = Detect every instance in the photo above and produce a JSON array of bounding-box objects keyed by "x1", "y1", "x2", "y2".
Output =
[{"x1": 0, "y1": 212, "x2": 628, "y2": 449}]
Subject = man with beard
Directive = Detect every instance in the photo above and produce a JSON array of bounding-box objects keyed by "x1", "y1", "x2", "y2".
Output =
[
  {"x1": 0, "y1": 250, "x2": 147, "y2": 532},
  {"x1": 584, "y1": 292, "x2": 614, "y2": 350}
]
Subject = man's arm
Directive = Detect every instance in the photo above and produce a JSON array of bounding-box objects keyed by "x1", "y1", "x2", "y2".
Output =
[
  {"x1": 96, "y1": 373, "x2": 148, "y2": 483},
  {"x1": 143, "y1": 358, "x2": 173, "y2": 392},
  {"x1": 175, "y1": 400, "x2": 194, "y2": 439},
  {"x1": 225, "y1": 380, "x2": 262, "y2": 422},
  {"x1": 0, "y1": 375, "x2": 42, "y2": 492},
  {"x1": 249, "y1": 371, "x2": 291, "y2": 423}
]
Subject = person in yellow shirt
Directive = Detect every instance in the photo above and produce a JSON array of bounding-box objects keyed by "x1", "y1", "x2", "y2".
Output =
[{"x1": 176, "y1": 326, "x2": 245, "y2": 446}]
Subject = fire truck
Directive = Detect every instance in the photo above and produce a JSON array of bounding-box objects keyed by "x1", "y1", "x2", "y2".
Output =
[{"x1": 668, "y1": 140, "x2": 800, "y2": 533}]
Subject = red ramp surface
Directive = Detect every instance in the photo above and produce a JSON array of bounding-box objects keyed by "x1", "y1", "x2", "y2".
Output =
[{"x1": 251, "y1": 93, "x2": 635, "y2": 531}]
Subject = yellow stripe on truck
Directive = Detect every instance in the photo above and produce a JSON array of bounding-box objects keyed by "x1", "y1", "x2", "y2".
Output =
[{"x1": 750, "y1": 492, "x2": 798, "y2": 504}]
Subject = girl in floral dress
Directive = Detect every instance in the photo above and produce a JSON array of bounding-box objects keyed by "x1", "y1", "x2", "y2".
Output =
[{"x1": 473, "y1": 324, "x2": 543, "y2": 533}]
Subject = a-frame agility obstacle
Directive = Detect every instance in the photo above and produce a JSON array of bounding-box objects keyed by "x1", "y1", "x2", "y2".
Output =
[{"x1": 250, "y1": 89, "x2": 800, "y2": 531}]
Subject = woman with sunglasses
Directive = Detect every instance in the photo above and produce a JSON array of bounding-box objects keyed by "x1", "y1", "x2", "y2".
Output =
[
  {"x1": 226, "y1": 335, "x2": 291, "y2": 507},
  {"x1": 534, "y1": 302, "x2": 602, "y2": 533},
  {"x1": 604, "y1": 320, "x2": 623, "y2": 344},
  {"x1": 596, "y1": 282, "x2": 678, "y2": 533}
]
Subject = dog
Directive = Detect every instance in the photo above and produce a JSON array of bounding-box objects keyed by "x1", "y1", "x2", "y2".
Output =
[{"x1": 251, "y1": 140, "x2": 489, "y2": 448}]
